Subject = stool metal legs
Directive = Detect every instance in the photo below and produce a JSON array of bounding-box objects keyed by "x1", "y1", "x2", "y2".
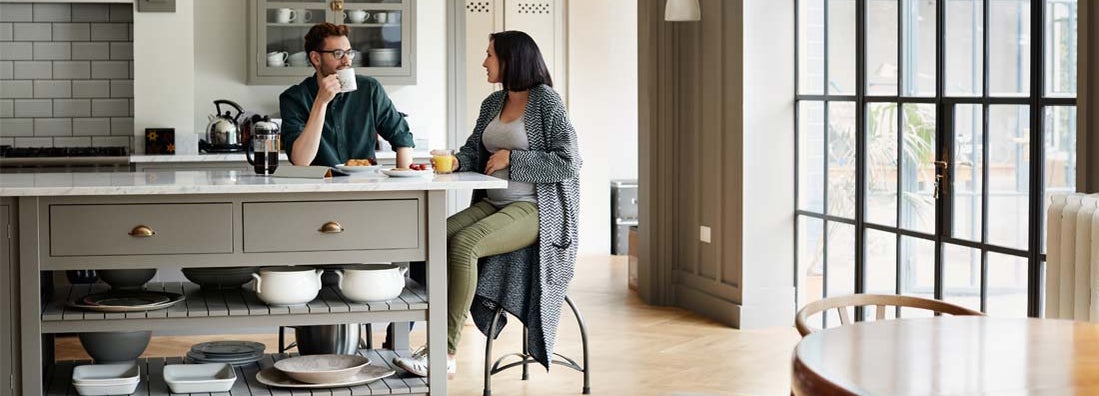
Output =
[{"x1": 482, "y1": 295, "x2": 591, "y2": 396}]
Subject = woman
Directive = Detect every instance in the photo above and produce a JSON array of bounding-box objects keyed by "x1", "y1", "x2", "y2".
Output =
[{"x1": 393, "y1": 30, "x2": 581, "y2": 377}]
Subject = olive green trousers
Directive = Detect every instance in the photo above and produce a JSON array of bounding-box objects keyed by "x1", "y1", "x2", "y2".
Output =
[{"x1": 445, "y1": 200, "x2": 539, "y2": 354}]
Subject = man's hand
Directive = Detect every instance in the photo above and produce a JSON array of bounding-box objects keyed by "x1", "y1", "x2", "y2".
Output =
[
  {"x1": 485, "y1": 149, "x2": 510, "y2": 175},
  {"x1": 315, "y1": 74, "x2": 341, "y2": 105}
]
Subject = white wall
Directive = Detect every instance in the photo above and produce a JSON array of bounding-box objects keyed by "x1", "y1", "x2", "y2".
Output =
[
  {"x1": 132, "y1": 0, "x2": 446, "y2": 155},
  {"x1": 133, "y1": 0, "x2": 195, "y2": 152},
  {"x1": 568, "y1": 0, "x2": 638, "y2": 254},
  {"x1": 740, "y1": 0, "x2": 795, "y2": 326}
]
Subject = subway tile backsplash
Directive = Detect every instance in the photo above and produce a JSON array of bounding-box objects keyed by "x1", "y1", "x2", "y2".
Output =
[{"x1": 0, "y1": 3, "x2": 133, "y2": 150}]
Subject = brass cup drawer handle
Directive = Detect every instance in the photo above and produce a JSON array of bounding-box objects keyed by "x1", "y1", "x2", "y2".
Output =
[
  {"x1": 129, "y1": 225, "x2": 156, "y2": 237},
  {"x1": 319, "y1": 221, "x2": 345, "y2": 233}
]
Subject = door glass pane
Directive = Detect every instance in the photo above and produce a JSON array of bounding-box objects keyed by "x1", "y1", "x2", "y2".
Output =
[
  {"x1": 988, "y1": 105, "x2": 1030, "y2": 250},
  {"x1": 900, "y1": 236, "x2": 936, "y2": 317},
  {"x1": 943, "y1": 243, "x2": 982, "y2": 312},
  {"x1": 827, "y1": 0, "x2": 856, "y2": 95},
  {"x1": 989, "y1": 0, "x2": 1031, "y2": 96},
  {"x1": 867, "y1": 102, "x2": 898, "y2": 226},
  {"x1": 347, "y1": 10, "x2": 404, "y2": 68},
  {"x1": 798, "y1": 216, "x2": 826, "y2": 329},
  {"x1": 900, "y1": 103, "x2": 936, "y2": 234},
  {"x1": 828, "y1": 102, "x2": 857, "y2": 219},
  {"x1": 800, "y1": 0, "x2": 826, "y2": 95},
  {"x1": 867, "y1": 0, "x2": 898, "y2": 95},
  {"x1": 866, "y1": 229, "x2": 898, "y2": 294},
  {"x1": 265, "y1": 6, "x2": 328, "y2": 70},
  {"x1": 799, "y1": 102, "x2": 826, "y2": 213},
  {"x1": 953, "y1": 104, "x2": 983, "y2": 241},
  {"x1": 826, "y1": 222, "x2": 855, "y2": 328},
  {"x1": 945, "y1": 0, "x2": 984, "y2": 96},
  {"x1": 901, "y1": 0, "x2": 936, "y2": 97},
  {"x1": 1045, "y1": 0, "x2": 1078, "y2": 97},
  {"x1": 1043, "y1": 106, "x2": 1076, "y2": 253},
  {"x1": 987, "y1": 252, "x2": 1029, "y2": 317}
]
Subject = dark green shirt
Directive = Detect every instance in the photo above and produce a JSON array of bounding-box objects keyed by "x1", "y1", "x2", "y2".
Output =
[{"x1": 278, "y1": 74, "x2": 415, "y2": 166}]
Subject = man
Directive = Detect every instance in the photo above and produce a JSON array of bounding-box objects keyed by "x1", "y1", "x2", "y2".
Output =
[{"x1": 279, "y1": 23, "x2": 414, "y2": 167}]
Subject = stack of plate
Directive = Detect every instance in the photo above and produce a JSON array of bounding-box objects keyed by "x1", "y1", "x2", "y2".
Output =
[
  {"x1": 69, "y1": 291, "x2": 185, "y2": 313},
  {"x1": 185, "y1": 341, "x2": 266, "y2": 366}
]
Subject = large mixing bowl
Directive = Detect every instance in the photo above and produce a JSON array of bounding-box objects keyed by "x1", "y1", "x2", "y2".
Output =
[
  {"x1": 97, "y1": 269, "x2": 157, "y2": 290},
  {"x1": 79, "y1": 331, "x2": 152, "y2": 363}
]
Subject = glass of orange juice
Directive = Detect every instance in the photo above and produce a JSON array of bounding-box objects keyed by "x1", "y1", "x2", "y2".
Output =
[{"x1": 430, "y1": 149, "x2": 456, "y2": 174}]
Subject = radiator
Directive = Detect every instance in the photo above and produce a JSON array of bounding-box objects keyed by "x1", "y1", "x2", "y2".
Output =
[{"x1": 1045, "y1": 193, "x2": 1099, "y2": 320}]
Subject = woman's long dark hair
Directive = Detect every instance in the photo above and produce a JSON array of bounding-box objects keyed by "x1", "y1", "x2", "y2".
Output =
[{"x1": 490, "y1": 31, "x2": 553, "y2": 91}]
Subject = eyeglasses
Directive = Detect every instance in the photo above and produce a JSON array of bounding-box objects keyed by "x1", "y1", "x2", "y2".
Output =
[{"x1": 316, "y1": 48, "x2": 356, "y2": 60}]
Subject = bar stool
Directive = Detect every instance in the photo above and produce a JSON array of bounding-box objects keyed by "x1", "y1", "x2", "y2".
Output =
[{"x1": 483, "y1": 295, "x2": 591, "y2": 396}]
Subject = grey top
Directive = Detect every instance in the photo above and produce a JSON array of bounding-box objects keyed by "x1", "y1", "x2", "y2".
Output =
[{"x1": 482, "y1": 114, "x2": 537, "y2": 207}]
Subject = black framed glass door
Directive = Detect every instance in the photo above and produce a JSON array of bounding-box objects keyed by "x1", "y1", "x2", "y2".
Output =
[{"x1": 795, "y1": 0, "x2": 1077, "y2": 326}]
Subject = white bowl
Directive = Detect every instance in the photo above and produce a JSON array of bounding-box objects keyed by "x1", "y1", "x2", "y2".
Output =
[
  {"x1": 336, "y1": 264, "x2": 407, "y2": 302},
  {"x1": 163, "y1": 363, "x2": 237, "y2": 393},
  {"x1": 252, "y1": 266, "x2": 323, "y2": 306},
  {"x1": 367, "y1": 49, "x2": 399, "y2": 67},
  {"x1": 273, "y1": 354, "x2": 370, "y2": 384}
]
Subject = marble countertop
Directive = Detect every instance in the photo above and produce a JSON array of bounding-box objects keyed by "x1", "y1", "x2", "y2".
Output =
[
  {"x1": 0, "y1": 170, "x2": 505, "y2": 196},
  {"x1": 129, "y1": 150, "x2": 432, "y2": 163}
]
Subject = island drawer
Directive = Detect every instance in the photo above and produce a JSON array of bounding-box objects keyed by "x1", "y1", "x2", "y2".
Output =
[
  {"x1": 242, "y1": 199, "x2": 419, "y2": 253},
  {"x1": 50, "y1": 203, "x2": 234, "y2": 257}
]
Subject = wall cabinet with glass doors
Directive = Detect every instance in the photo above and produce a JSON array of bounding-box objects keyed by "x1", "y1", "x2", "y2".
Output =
[{"x1": 248, "y1": 0, "x2": 416, "y2": 85}]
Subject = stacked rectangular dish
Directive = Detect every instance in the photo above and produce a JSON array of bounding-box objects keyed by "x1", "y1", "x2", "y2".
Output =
[{"x1": 71, "y1": 362, "x2": 140, "y2": 396}]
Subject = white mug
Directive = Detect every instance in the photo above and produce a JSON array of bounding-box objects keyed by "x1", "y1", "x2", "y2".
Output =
[
  {"x1": 372, "y1": 11, "x2": 387, "y2": 24},
  {"x1": 344, "y1": 9, "x2": 367, "y2": 23},
  {"x1": 266, "y1": 51, "x2": 288, "y2": 67},
  {"x1": 275, "y1": 8, "x2": 297, "y2": 24},
  {"x1": 336, "y1": 68, "x2": 357, "y2": 93},
  {"x1": 295, "y1": 9, "x2": 312, "y2": 24}
]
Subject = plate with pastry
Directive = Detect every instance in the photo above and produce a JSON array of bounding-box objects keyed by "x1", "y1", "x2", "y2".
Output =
[{"x1": 335, "y1": 158, "x2": 382, "y2": 173}]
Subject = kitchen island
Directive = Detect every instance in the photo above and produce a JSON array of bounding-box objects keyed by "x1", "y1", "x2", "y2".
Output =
[{"x1": 0, "y1": 169, "x2": 505, "y2": 396}]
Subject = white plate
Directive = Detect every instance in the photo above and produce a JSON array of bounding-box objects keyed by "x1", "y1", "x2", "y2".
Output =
[
  {"x1": 380, "y1": 168, "x2": 433, "y2": 178},
  {"x1": 334, "y1": 164, "x2": 382, "y2": 173},
  {"x1": 256, "y1": 365, "x2": 394, "y2": 389}
]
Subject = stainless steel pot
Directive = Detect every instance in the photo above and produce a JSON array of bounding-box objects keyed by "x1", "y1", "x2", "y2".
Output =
[{"x1": 292, "y1": 324, "x2": 362, "y2": 355}]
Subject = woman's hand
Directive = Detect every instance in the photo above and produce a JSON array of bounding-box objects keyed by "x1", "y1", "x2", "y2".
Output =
[{"x1": 484, "y1": 149, "x2": 510, "y2": 175}]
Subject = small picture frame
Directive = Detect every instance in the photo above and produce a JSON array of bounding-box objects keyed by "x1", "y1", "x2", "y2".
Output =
[{"x1": 145, "y1": 128, "x2": 175, "y2": 155}]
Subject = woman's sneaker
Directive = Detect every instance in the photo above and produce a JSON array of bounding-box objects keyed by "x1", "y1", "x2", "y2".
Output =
[{"x1": 392, "y1": 346, "x2": 456, "y2": 377}]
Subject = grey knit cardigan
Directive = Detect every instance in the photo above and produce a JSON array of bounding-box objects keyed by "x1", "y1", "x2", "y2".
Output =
[{"x1": 454, "y1": 84, "x2": 581, "y2": 369}]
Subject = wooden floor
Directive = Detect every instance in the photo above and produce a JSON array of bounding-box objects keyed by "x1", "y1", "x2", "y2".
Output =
[{"x1": 55, "y1": 255, "x2": 802, "y2": 395}]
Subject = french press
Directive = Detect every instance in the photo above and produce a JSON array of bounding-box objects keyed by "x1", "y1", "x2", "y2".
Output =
[{"x1": 245, "y1": 116, "x2": 280, "y2": 175}]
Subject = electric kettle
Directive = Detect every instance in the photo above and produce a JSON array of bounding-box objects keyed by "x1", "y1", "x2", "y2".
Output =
[{"x1": 200, "y1": 99, "x2": 246, "y2": 153}]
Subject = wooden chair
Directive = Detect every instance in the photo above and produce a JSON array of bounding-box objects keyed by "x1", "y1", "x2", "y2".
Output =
[{"x1": 795, "y1": 294, "x2": 984, "y2": 337}]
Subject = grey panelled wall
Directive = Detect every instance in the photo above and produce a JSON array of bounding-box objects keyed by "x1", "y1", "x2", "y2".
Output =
[{"x1": 638, "y1": 0, "x2": 794, "y2": 329}]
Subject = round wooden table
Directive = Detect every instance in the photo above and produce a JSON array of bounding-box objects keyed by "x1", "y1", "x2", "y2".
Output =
[{"x1": 792, "y1": 316, "x2": 1099, "y2": 395}]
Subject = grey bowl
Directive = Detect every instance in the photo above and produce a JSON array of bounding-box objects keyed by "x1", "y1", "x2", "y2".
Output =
[
  {"x1": 182, "y1": 267, "x2": 259, "y2": 289},
  {"x1": 79, "y1": 331, "x2": 152, "y2": 363},
  {"x1": 98, "y1": 269, "x2": 157, "y2": 290}
]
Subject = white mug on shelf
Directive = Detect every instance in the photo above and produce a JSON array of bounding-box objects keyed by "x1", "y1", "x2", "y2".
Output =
[
  {"x1": 372, "y1": 11, "x2": 387, "y2": 24},
  {"x1": 344, "y1": 9, "x2": 367, "y2": 23},
  {"x1": 274, "y1": 8, "x2": 297, "y2": 24},
  {"x1": 266, "y1": 51, "x2": 288, "y2": 67},
  {"x1": 295, "y1": 9, "x2": 312, "y2": 24}
]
